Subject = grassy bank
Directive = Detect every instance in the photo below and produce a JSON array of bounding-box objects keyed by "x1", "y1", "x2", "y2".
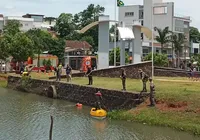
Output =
[
  {"x1": 0, "y1": 80, "x2": 7, "y2": 88},
  {"x1": 71, "y1": 77, "x2": 200, "y2": 135}
]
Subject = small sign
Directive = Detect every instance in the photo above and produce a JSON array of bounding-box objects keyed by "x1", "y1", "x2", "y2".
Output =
[{"x1": 86, "y1": 61, "x2": 90, "y2": 65}]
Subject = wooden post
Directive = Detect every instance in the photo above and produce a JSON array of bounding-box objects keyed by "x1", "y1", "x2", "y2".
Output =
[{"x1": 49, "y1": 116, "x2": 53, "y2": 140}]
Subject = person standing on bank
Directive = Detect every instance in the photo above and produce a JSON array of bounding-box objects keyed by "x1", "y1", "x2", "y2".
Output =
[
  {"x1": 138, "y1": 69, "x2": 149, "y2": 92},
  {"x1": 149, "y1": 77, "x2": 156, "y2": 107},
  {"x1": 86, "y1": 66, "x2": 93, "y2": 85},
  {"x1": 56, "y1": 63, "x2": 62, "y2": 81},
  {"x1": 120, "y1": 68, "x2": 126, "y2": 91},
  {"x1": 65, "y1": 64, "x2": 72, "y2": 82}
]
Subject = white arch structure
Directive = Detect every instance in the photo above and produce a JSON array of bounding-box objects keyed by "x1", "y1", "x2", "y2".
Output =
[{"x1": 79, "y1": 15, "x2": 154, "y2": 68}]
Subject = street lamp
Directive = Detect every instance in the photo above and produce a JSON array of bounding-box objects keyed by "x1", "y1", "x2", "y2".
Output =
[
  {"x1": 151, "y1": 1, "x2": 154, "y2": 78},
  {"x1": 114, "y1": 0, "x2": 117, "y2": 66}
]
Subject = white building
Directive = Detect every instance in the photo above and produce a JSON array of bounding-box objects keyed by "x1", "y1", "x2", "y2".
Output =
[
  {"x1": 0, "y1": 15, "x2": 4, "y2": 32},
  {"x1": 4, "y1": 16, "x2": 34, "y2": 32},
  {"x1": 118, "y1": 0, "x2": 191, "y2": 59}
]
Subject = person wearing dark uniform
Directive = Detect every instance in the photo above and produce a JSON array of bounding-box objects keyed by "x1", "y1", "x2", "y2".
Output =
[
  {"x1": 149, "y1": 77, "x2": 156, "y2": 107},
  {"x1": 138, "y1": 69, "x2": 149, "y2": 92},
  {"x1": 65, "y1": 64, "x2": 72, "y2": 82},
  {"x1": 55, "y1": 63, "x2": 62, "y2": 81},
  {"x1": 95, "y1": 91, "x2": 102, "y2": 110},
  {"x1": 86, "y1": 66, "x2": 93, "y2": 85},
  {"x1": 120, "y1": 68, "x2": 126, "y2": 91}
]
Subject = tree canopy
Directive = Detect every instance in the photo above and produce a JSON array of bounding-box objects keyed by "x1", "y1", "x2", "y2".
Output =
[
  {"x1": 189, "y1": 26, "x2": 200, "y2": 43},
  {"x1": 144, "y1": 53, "x2": 168, "y2": 67},
  {"x1": 55, "y1": 13, "x2": 75, "y2": 38},
  {"x1": 155, "y1": 27, "x2": 171, "y2": 53}
]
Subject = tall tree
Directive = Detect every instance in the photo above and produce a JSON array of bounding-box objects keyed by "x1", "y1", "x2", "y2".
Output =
[
  {"x1": 26, "y1": 29, "x2": 53, "y2": 72},
  {"x1": 9, "y1": 32, "x2": 34, "y2": 63},
  {"x1": 155, "y1": 27, "x2": 171, "y2": 53},
  {"x1": 55, "y1": 13, "x2": 75, "y2": 38},
  {"x1": 81, "y1": 36, "x2": 95, "y2": 47},
  {"x1": 3, "y1": 20, "x2": 21, "y2": 36},
  {"x1": 73, "y1": 4, "x2": 105, "y2": 52},
  {"x1": 189, "y1": 26, "x2": 200, "y2": 43},
  {"x1": 48, "y1": 38, "x2": 66, "y2": 64},
  {"x1": 171, "y1": 33, "x2": 185, "y2": 67},
  {"x1": 0, "y1": 36, "x2": 10, "y2": 73}
]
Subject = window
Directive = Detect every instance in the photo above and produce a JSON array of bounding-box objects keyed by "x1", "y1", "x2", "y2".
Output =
[
  {"x1": 125, "y1": 12, "x2": 134, "y2": 17},
  {"x1": 156, "y1": 50, "x2": 159, "y2": 53},
  {"x1": 153, "y1": 6, "x2": 167, "y2": 14},
  {"x1": 194, "y1": 48, "x2": 199, "y2": 54},
  {"x1": 139, "y1": 10, "x2": 143, "y2": 19},
  {"x1": 141, "y1": 20, "x2": 144, "y2": 26},
  {"x1": 143, "y1": 49, "x2": 149, "y2": 54},
  {"x1": 141, "y1": 33, "x2": 143, "y2": 40},
  {"x1": 31, "y1": 16, "x2": 43, "y2": 22},
  {"x1": 162, "y1": 50, "x2": 167, "y2": 54},
  {"x1": 25, "y1": 23, "x2": 28, "y2": 26}
]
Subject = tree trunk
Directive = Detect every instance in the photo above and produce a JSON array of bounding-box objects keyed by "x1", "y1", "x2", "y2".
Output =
[
  {"x1": 37, "y1": 53, "x2": 40, "y2": 73},
  {"x1": 172, "y1": 44, "x2": 174, "y2": 67},
  {"x1": 4, "y1": 60, "x2": 7, "y2": 74},
  {"x1": 161, "y1": 44, "x2": 163, "y2": 53},
  {"x1": 177, "y1": 51, "x2": 180, "y2": 68},
  {"x1": 0, "y1": 60, "x2": 2, "y2": 73}
]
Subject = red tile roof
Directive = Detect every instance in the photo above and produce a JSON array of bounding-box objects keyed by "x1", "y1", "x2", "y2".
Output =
[{"x1": 66, "y1": 40, "x2": 92, "y2": 50}]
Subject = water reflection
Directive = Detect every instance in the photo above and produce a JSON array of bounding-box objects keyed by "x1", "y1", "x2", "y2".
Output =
[{"x1": 0, "y1": 87, "x2": 199, "y2": 140}]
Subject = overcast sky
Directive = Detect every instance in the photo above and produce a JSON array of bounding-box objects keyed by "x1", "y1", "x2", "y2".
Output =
[{"x1": 1, "y1": 0, "x2": 200, "y2": 29}]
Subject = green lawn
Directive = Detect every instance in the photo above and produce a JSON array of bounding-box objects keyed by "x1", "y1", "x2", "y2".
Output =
[{"x1": 71, "y1": 77, "x2": 200, "y2": 105}]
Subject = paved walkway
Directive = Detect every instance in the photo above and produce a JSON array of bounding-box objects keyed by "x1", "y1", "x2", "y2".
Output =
[{"x1": 155, "y1": 78, "x2": 199, "y2": 83}]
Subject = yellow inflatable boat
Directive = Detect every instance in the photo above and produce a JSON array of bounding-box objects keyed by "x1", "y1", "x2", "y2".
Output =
[
  {"x1": 90, "y1": 108, "x2": 107, "y2": 119},
  {"x1": 22, "y1": 72, "x2": 29, "y2": 76}
]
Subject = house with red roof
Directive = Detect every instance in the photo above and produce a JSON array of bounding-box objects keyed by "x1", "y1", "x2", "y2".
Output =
[{"x1": 64, "y1": 40, "x2": 97, "y2": 71}]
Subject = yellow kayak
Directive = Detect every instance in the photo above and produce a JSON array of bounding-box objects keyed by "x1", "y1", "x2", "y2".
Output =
[{"x1": 90, "y1": 108, "x2": 107, "y2": 119}]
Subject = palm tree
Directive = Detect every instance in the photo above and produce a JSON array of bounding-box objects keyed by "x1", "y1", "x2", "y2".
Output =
[
  {"x1": 154, "y1": 27, "x2": 171, "y2": 53},
  {"x1": 171, "y1": 33, "x2": 185, "y2": 68}
]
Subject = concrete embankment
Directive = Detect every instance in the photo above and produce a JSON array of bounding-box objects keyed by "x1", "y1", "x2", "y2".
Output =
[{"x1": 7, "y1": 76, "x2": 148, "y2": 110}]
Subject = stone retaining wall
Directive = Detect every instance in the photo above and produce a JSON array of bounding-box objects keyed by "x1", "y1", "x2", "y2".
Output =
[{"x1": 7, "y1": 76, "x2": 148, "y2": 111}]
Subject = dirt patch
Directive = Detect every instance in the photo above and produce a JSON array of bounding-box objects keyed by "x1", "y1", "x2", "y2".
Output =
[
  {"x1": 156, "y1": 101, "x2": 188, "y2": 112},
  {"x1": 129, "y1": 99, "x2": 189, "y2": 114}
]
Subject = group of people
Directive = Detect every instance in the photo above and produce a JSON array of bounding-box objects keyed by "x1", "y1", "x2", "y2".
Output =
[
  {"x1": 54, "y1": 63, "x2": 155, "y2": 107},
  {"x1": 120, "y1": 68, "x2": 155, "y2": 107},
  {"x1": 54, "y1": 63, "x2": 92, "y2": 84},
  {"x1": 54, "y1": 63, "x2": 72, "y2": 82}
]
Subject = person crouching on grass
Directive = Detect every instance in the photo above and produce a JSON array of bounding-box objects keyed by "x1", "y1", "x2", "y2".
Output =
[{"x1": 120, "y1": 68, "x2": 126, "y2": 91}]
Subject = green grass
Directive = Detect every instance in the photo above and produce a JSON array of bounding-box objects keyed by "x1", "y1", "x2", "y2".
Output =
[
  {"x1": 71, "y1": 76, "x2": 200, "y2": 134},
  {"x1": 71, "y1": 77, "x2": 200, "y2": 104},
  {"x1": 0, "y1": 80, "x2": 7, "y2": 88},
  {"x1": 108, "y1": 109, "x2": 200, "y2": 135}
]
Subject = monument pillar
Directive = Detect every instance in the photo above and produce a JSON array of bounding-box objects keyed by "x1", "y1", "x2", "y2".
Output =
[
  {"x1": 120, "y1": 22, "x2": 125, "y2": 66},
  {"x1": 120, "y1": 39, "x2": 125, "y2": 65},
  {"x1": 98, "y1": 15, "x2": 109, "y2": 69},
  {"x1": 132, "y1": 23, "x2": 142, "y2": 64}
]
